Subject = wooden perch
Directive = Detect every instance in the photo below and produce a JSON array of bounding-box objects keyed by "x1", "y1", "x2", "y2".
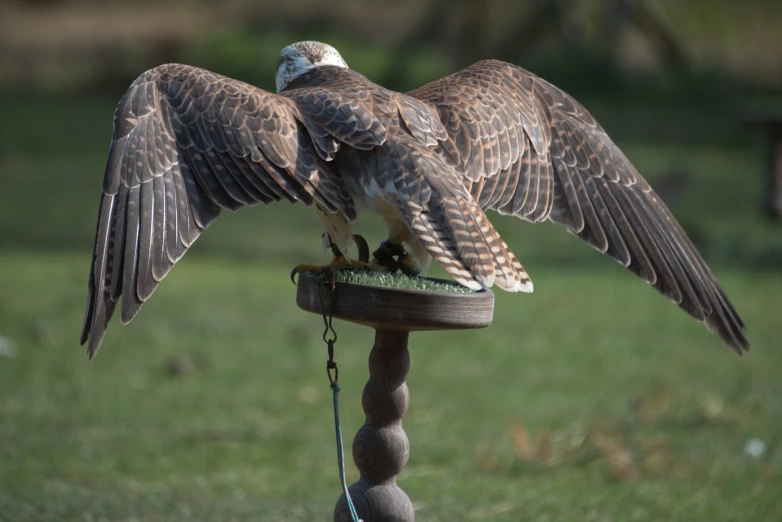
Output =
[{"x1": 296, "y1": 272, "x2": 495, "y2": 521}]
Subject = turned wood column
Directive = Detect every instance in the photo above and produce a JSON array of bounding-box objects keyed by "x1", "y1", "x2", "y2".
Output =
[
  {"x1": 768, "y1": 122, "x2": 782, "y2": 220},
  {"x1": 296, "y1": 272, "x2": 494, "y2": 522},
  {"x1": 334, "y1": 329, "x2": 413, "y2": 521},
  {"x1": 745, "y1": 103, "x2": 782, "y2": 221}
]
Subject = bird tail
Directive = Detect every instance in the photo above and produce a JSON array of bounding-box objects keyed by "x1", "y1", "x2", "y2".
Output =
[
  {"x1": 367, "y1": 134, "x2": 532, "y2": 292},
  {"x1": 408, "y1": 195, "x2": 533, "y2": 292}
]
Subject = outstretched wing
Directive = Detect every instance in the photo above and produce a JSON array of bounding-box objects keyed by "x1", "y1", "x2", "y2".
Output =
[
  {"x1": 409, "y1": 60, "x2": 748, "y2": 353},
  {"x1": 81, "y1": 64, "x2": 363, "y2": 357}
]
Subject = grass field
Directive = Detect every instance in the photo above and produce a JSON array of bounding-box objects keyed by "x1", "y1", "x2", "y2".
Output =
[{"x1": 1, "y1": 92, "x2": 781, "y2": 521}]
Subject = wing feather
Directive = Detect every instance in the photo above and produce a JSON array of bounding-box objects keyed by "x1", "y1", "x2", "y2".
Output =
[
  {"x1": 109, "y1": 188, "x2": 128, "y2": 302},
  {"x1": 495, "y1": 153, "x2": 521, "y2": 210},
  {"x1": 151, "y1": 175, "x2": 171, "y2": 282},
  {"x1": 136, "y1": 172, "x2": 156, "y2": 302},
  {"x1": 120, "y1": 185, "x2": 142, "y2": 324}
]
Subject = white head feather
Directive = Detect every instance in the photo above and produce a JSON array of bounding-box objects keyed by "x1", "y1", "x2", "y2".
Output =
[{"x1": 275, "y1": 41, "x2": 348, "y2": 92}]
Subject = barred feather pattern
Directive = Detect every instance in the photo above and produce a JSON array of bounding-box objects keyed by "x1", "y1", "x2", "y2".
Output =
[
  {"x1": 347, "y1": 133, "x2": 532, "y2": 293},
  {"x1": 408, "y1": 205, "x2": 480, "y2": 290}
]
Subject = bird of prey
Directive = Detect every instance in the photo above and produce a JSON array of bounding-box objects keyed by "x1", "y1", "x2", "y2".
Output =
[{"x1": 80, "y1": 40, "x2": 749, "y2": 357}]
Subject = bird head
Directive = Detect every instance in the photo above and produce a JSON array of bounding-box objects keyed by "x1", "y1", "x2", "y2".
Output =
[{"x1": 275, "y1": 41, "x2": 348, "y2": 92}]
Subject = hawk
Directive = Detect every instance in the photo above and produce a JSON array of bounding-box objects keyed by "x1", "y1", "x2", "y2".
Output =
[{"x1": 80, "y1": 41, "x2": 749, "y2": 357}]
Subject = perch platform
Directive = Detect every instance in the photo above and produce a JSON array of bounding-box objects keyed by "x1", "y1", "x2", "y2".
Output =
[{"x1": 295, "y1": 271, "x2": 495, "y2": 522}]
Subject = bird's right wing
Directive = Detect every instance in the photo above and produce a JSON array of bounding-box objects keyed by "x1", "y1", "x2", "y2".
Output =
[
  {"x1": 81, "y1": 64, "x2": 374, "y2": 357},
  {"x1": 409, "y1": 60, "x2": 748, "y2": 352}
]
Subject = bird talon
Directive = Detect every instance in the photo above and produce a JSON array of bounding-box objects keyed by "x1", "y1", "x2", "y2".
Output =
[
  {"x1": 332, "y1": 258, "x2": 385, "y2": 272},
  {"x1": 370, "y1": 255, "x2": 398, "y2": 272},
  {"x1": 291, "y1": 263, "x2": 326, "y2": 284},
  {"x1": 291, "y1": 257, "x2": 385, "y2": 285},
  {"x1": 352, "y1": 234, "x2": 370, "y2": 263},
  {"x1": 371, "y1": 240, "x2": 417, "y2": 274},
  {"x1": 397, "y1": 252, "x2": 420, "y2": 275}
]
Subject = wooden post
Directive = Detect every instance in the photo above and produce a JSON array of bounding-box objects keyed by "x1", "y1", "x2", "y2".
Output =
[
  {"x1": 334, "y1": 329, "x2": 413, "y2": 521},
  {"x1": 296, "y1": 272, "x2": 494, "y2": 521},
  {"x1": 768, "y1": 123, "x2": 782, "y2": 220},
  {"x1": 744, "y1": 101, "x2": 782, "y2": 222}
]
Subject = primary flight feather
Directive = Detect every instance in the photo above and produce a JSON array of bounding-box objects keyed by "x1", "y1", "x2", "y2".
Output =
[{"x1": 81, "y1": 41, "x2": 749, "y2": 357}]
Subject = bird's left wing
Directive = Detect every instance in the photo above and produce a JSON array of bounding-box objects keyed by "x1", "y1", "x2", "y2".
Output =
[
  {"x1": 408, "y1": 60, "x2": 748, "y2": 352},
  {"x1": 81, "y1": 64, "x2": 360, "y2": 357}
]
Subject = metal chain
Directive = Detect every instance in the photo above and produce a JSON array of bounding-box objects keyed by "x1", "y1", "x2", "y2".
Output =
[{"x1": 318, "y1": 272, "x2": 363, "y2": 522}]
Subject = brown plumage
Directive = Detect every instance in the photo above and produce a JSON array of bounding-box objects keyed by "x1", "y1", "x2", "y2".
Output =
[
  {"x1": 409, "y1": 61, "x2": 747, "y2": 351},
  {"x1": 80, "y1": 41, "x2": 748, "y2": 357}
]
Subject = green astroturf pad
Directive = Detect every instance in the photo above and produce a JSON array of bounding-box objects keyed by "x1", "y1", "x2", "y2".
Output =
[{"x1": 333, "y1": 269, "x2": 475, "y2": 293}]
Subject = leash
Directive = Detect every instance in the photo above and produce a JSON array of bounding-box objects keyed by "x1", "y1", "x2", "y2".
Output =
[{"x1": 319, "y1": 272, "x2": 363, "y2": 522}]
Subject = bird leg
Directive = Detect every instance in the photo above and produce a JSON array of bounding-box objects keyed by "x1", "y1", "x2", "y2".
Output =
[
  {"x1": 371, "y1": 240, "x2": 420, "y2": 275},
  {"x1": 290, "y1": 234, "x2": 384, "y2": 283}
]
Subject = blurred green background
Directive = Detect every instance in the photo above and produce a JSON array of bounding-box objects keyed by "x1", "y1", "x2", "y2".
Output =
[{"x1": 1, "y1": 1, "x2": 781, "y2": 520}]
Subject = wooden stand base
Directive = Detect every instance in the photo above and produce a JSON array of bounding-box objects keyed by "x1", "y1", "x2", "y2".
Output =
[
  {"x1": 334, "y1": 329, "x2": 413, "y2": 522},
  {"x1": 295, "y1": 272, "x2": 494, "y2": 522}
]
